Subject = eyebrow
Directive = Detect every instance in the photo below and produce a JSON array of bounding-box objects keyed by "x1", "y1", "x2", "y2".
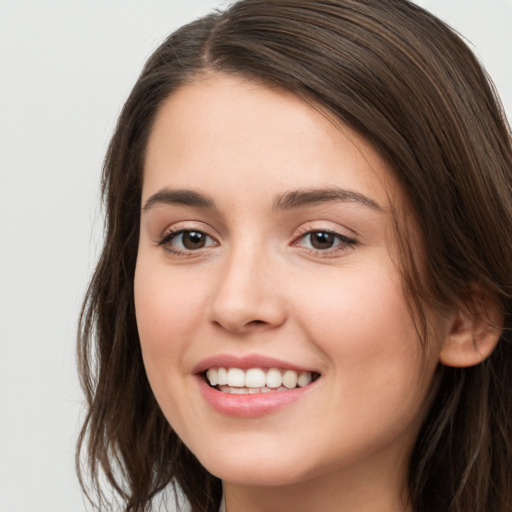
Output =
[
  {"x1": 142, "y1": 188, "x2": 215, "y2": 212},
  {"x1": 272, "y1": 187, "x2": 384, "y2": 212},
  {"x1": 142, "y1": 186, "x2": 384, "y2": 213}
]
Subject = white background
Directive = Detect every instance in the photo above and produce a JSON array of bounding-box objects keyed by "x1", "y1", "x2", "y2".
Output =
[{"x1": 0, "y1": 1, "x2": 510, "y2": 511}]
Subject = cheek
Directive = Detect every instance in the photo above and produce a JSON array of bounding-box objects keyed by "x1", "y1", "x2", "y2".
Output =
[
  {"x1": 295, "y1": 268, "x2": 440, "y2": 461},
  {"x1": 134, "y1": 257, "x2": 205, "y2": 374},
  {"x1": 294, "y1": 259, "x2": 434, "y2": 397},
  {"x1": 298, "y1": 259, "x2": 415, "y2": 341}
]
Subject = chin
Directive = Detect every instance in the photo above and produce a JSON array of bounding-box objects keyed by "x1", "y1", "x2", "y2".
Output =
[
  {"x1": 196, "y1": 446, "x2": 322, "y2": 488},
  {"x1": 209, "y1": 464, "x2": 309, "y2": 487}
]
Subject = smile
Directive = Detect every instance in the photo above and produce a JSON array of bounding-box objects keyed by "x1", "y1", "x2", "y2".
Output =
[{"x1": 205, "y1": 367, "x2": 319, "y2": 394}]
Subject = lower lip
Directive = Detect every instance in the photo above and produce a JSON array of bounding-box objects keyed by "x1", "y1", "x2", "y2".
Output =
[{"x1": 197, "y1": 377, "x2": 316, "y2": 418}]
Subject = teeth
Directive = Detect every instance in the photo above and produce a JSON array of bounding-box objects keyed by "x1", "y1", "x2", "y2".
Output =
[
  {"x1": 266, "y1": 368, "x2": 282, "y2": 388},
  {"x1": 297, "y1": 371, "x2": 312, "y2": 387},
  {"x1": 205, "y1": 367, "x2": 316, "y2": 392},
  {"x1": 282, "y1": 370, "x2": 298, "y2": 389},
  {"x1": 227, "y1": 368, "x2": 245, "y2": 387},
  {"x1": 245, "y1": 368, "x2": 266, "y2": 387},
  {"x1": 206, "y1": 368, "x2": 217, "y2": 386},
  {"x1": 218, "y1": 385, "x2": 290, "y2": 394},
  {"x1": 217, "y1": 367, "x2": 228, "y2": 385}
]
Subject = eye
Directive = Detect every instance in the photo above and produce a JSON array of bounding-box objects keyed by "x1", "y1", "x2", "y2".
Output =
[
  {"x1": 296, "y1": 230, "x2": 356, "y2": 252},
  {"x1": 159, "y1": 229, "x2": 217, "y2": 253}
]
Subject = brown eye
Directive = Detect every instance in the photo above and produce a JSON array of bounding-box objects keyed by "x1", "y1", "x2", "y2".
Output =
[
  {"x1": 309, "y1": 231, "x2": 335, "y2": 250},
  {"x1": 296, "y1": 230, "x2": 356, "y2": 253},
  {"x1": 159, "y1": 229, "x2": 217, "y2": 252},
  {"x1": 182, "y1": 231, "x2": 207, "y2": 249}
]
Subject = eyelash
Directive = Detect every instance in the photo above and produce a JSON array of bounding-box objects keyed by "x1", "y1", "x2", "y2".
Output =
[
  {"x1": 158, "y1": 228, "x2": 218, "y2": 255},
  {"x1": 292, "y1": 229, "x2": 357, "y2": 256},
  {"x1": 157, "y1": 228, "x2": 357, "y2": 257}
]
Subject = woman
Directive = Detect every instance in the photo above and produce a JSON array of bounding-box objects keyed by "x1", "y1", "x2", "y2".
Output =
[{"x1": 77, "y1": 1, "x2": 512, "y2": 511}]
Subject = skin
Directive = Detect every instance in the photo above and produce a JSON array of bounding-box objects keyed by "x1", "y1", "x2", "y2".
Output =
[{"x1": 134, "y1": 74, "x2": 454, "y2": 512}]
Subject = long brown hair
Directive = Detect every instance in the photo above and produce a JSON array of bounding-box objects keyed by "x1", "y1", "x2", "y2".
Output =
[{"x1": 77, "y1": 1, "x2": 512, "y2": 511}]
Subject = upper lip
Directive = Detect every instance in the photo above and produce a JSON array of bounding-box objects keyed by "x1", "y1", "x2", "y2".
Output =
[{"x1": 193, "y1": 354, "x2": 318, "y2": 375}]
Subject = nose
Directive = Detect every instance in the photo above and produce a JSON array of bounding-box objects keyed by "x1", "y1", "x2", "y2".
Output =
[{"x1": 209, "y1": 245, "x2": 287, "y2": 335}]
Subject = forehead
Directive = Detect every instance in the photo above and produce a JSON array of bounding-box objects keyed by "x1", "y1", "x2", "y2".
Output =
[{"x1": 143, "y1": 73, "x2": 399, "y2": 210}]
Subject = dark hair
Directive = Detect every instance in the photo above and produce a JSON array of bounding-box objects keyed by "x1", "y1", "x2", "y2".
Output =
[{"x1": 77, "y1": 1, "x2": 512, "y2": 511}]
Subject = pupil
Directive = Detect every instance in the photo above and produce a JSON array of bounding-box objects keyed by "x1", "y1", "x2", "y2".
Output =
[
  {"x1": 311, "y1": 232, "x2": 334, "y2": 250},
  {"x1": 183, "y1": 231, "x2": 205, "y2": 249}
]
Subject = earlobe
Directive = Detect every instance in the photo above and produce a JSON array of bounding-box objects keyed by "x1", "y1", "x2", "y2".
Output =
[{"x1": 439, "y1": 296, "x2": 503, "y2": 368}]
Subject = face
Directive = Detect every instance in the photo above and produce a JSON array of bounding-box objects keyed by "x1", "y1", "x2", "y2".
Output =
[{"x1": 135, "y1": 74, "x2": 448, "y2": 494}]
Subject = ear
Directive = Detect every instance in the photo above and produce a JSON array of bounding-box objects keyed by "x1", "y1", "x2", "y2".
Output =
[{"x1": 439, "y1": 289, "x2": 503, "y2": 368}]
